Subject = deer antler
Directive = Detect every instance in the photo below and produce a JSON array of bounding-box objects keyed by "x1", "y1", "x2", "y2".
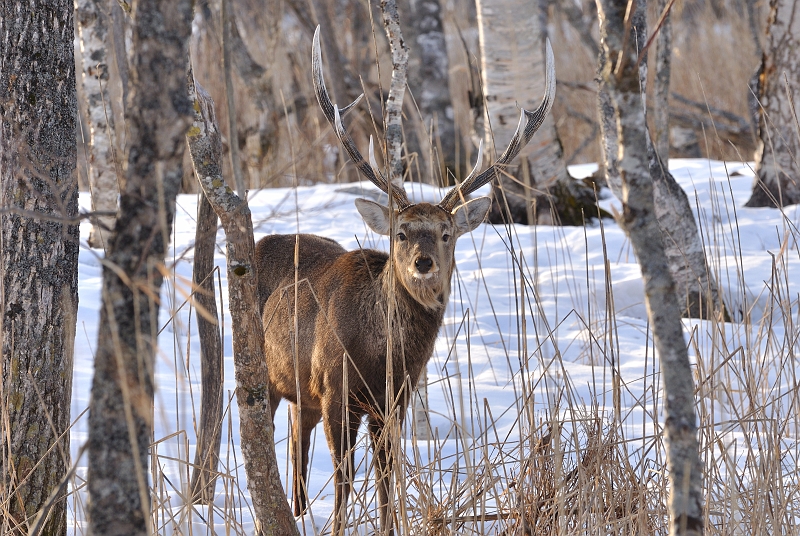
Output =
[
  {"x1": 438, "y1": 39, "x2": 556, "y2": 212},
  {"x1": 312, "y1": 26, "x2": 412, "y2": 209}
]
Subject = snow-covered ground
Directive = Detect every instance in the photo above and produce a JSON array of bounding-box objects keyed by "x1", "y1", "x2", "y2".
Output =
[{"x1": 68, "y1": 159, "x2": 800, "y2": 533}]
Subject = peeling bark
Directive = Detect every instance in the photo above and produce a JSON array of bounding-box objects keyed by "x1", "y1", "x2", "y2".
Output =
[
  {"x1": 746, "y1": 0, "x2": 800, "y2": 208},
  {"x1": 0, "y1": 2, "x2": 79, "y2": 533},
  {"x1": 77, "y1": 0, "x2": 121, "y2": 251},
  {"x1": 187, "y1": 78, "x2": 299, "y2": 536},
  {"x1": 86, "y1": 0, "x2": 194, "y2": 533},
  {"x1": 597, "y1": 1, "x2": 705, "y2": 534}
]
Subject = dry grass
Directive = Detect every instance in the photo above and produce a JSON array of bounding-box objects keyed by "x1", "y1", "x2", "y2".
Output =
[{"x1": 77, "y1": 169, "x2": 795, "y2": 534}]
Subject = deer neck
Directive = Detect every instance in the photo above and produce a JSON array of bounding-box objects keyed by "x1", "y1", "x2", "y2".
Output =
[{"x1": 375, "y1": 262, "x2": 446, "y2": 376}]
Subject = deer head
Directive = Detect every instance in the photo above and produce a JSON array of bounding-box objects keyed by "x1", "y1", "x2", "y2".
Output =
[{"x1": 311, "y1": 25, "x2": 555, "y2": 309}]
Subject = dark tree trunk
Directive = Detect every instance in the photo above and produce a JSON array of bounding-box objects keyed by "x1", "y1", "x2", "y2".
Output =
[
  {"x1": 86, "y1": 0, "x2": 194, "y2": 534},
  {"x1": 399, "y1": 0, "x2": 457, "y2": 184},
  {"x1": 746, "y1": 0, "x2": 800, "y2": 208},
  {"x1": 189, "y1": 192, "x2": 224, "y2": 503},
  {"x1": 597, "y1": 1, "x2": 705, "y2": 534},
  {"x1": 653, "y1": 0, "x2": 672, "y2": 161},
  {"x1": 0, "y1": 2, "x2": 79, "y2": 534}
]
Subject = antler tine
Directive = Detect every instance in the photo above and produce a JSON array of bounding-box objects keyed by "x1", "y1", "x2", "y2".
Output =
[
  {"x1": 312, "y1": 26, "x2": 411, "y2": 209},
  {"x1": 439, "y1": 38, "x2": 556, "y2": 211}
]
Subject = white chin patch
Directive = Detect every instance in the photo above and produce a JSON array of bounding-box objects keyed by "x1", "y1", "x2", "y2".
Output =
[{"x1": 409, "y1": 269, "x2": 438, "y2": 280}]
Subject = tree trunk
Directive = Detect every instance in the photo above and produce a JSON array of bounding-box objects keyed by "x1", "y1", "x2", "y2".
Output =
[
  {"x1": 597, "y1": 3, "x2": 725, "y2": 321},
  {"x1": 86, "y1": 0, "x2": 194, "y2": 533},
  {"x1": 0, "y1": 3, "x2": 79, "y2": 534},
  {"x1": 649, "y1": 146, "x2": 727, "y2": 320},
  {"x1": 187, "y1": 79, "x2": 300, "y2": 536},
  {"x1": 399, "y1": 0, "x2": 457, "y2": 185},
  {"x1": 654, "y1": 0, "x2": 672, "y2": 161},
  {"x1": 597, "y1": 1, "x2": 705, "y2": 534},
  {"x1": 380, "y1": 0, "x2": 411, "y2": 188},
  {"x1": 746, "y1": 0, "x2": 800, "y2": 208},
  {"x1": 189, "y1": 192, "x2": 224, "y2": 503},
  {"x1": 476, "y1": 0, "x2": 597, "y2": 225},
  {"x1": 226, "y1": 3, "x2": 279, "y2": 187},
  {"x1": 77, "y1": 0, "x2": 121, "y2": 251}
]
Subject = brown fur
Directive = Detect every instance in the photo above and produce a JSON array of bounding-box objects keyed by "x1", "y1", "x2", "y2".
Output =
[{"x1": 257, "y1": 199, "x2": 489, "y2": 535}]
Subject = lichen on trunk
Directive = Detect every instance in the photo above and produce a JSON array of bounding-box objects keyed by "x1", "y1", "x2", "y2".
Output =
[
  {"x1": 187, "y1": 77, "x2": 300, "y2": 536},
  {"x1": 86, "y1": 1, "x2": 194, "y2": 533},
  {"x1": 1, "y1": 2, "x2": 80, "y2": 534}
]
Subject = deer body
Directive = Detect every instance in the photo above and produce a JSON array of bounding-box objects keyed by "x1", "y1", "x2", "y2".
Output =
[
  {"x1": 258, "y1": 200, "x2": 488, "y2": 534},
  {"x1": 258, "y1": 26, "x2": 555, "y2": 535},
  {"x1": 258, "y1": 232, "x2": 445, "y2": 416}
]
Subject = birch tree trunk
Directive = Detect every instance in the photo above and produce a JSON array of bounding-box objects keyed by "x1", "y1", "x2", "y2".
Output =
[
  {"x1": 476, "y1": 0, "x2": 597, "y2": 225},
  {"x1": 597, "y1": 1, "x2": 704, "y2": 533},
  {"x1": 597, "y1": 2, "x2": 725, "y2": 321},
  {"x1": 381, "y1": 0, "x2": 411, "y2": 187},
  {"x1": 400, "y1": 0, "x2": 457, "y2": 184},
  {"x1": 86, "y1": 0, "x2": 193, "y2": 533},
  {"x1": 77, "y1": 0, "x2": 121, "y2": 251},
  {"x1": 187, "y1": 78, "x2": 300, "y2": 536},
  {"x1": 746, "y1": 0, "x2": 800, "y2": 208},
  {"x1": 477, "y1": 0, "x2": 560, "y2": 220},
  {"x1": 0, "y1": 2, "x2": 79, "y2": 533}
]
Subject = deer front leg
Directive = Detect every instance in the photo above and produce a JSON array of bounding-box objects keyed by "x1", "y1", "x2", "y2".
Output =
[
  {"x1": 322, "y1": 400, "x2": 360, "y2": 536},
  {"x1": 368, "y1": 415, "x2": 397, "y2": 536},
  {"x1": 291, "y1": 405, "x2": 321, "y2": 516}
]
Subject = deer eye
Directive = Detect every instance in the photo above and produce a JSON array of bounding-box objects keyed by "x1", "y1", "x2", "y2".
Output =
[
  {"x1": 442, "y1": 233, "x2": 450, "y2": 243},
  {"x1": 397, "y1": 232, "x2": 407, "y2": 242}
]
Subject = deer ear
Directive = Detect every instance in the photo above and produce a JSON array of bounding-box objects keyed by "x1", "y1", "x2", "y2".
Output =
[
  {"x1": 453, "y1": 196, "x2": 491, "y2": 236},
  {"x1": 355, "y1": 198, "x2": 392, "y2": 235}
]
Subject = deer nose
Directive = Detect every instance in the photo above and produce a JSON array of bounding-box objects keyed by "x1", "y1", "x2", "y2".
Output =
[{"x1": 415, "y1": 256, "x2": 433, "y2": 273}]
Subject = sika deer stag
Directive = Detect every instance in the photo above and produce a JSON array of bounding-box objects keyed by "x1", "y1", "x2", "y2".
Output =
[{"x1": 257, "y1": 27, "x2": 555, "y2": 535}]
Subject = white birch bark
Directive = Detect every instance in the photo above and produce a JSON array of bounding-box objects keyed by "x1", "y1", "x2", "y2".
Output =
[
  {"x1": 597, "y1": 1, "x2": 705, "y2": 532},
  {"x1": 381, "y1": 0, "x2": 410, "y2": 188},
  {"x1": 476, "y1": 0, "x2": 570, "y2": 222},
  {"x1": 747, "y1": 0, "x2": 800, "y2": 207},
  {"x1": 77, "y1": 0, "x2": 120, "y2": 251},
  {"x1": 597, "y1": 2, "x2": 725, "y2": 320}
]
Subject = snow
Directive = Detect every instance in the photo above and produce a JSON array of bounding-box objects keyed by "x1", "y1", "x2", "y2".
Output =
[{"x1": 68, "y1": 159, "x2": 800, "y2": 533}]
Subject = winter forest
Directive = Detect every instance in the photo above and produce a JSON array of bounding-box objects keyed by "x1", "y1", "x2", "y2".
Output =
[{"x1": 1, "y1": 0, "x2": 799, "y2": 534}]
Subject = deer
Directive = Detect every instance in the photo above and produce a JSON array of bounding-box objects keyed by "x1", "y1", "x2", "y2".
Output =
[{"x1": 255, "y1": 26, "x2": 555, "y2": 535}]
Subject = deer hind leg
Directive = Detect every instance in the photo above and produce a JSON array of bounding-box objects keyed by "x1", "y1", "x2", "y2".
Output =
[
  {"x1": 322, "y1": 401, "x2": 361, "y2": 536},
  {"x1": 291, "y1": 405, "x2": 321, "y2": 516}
]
